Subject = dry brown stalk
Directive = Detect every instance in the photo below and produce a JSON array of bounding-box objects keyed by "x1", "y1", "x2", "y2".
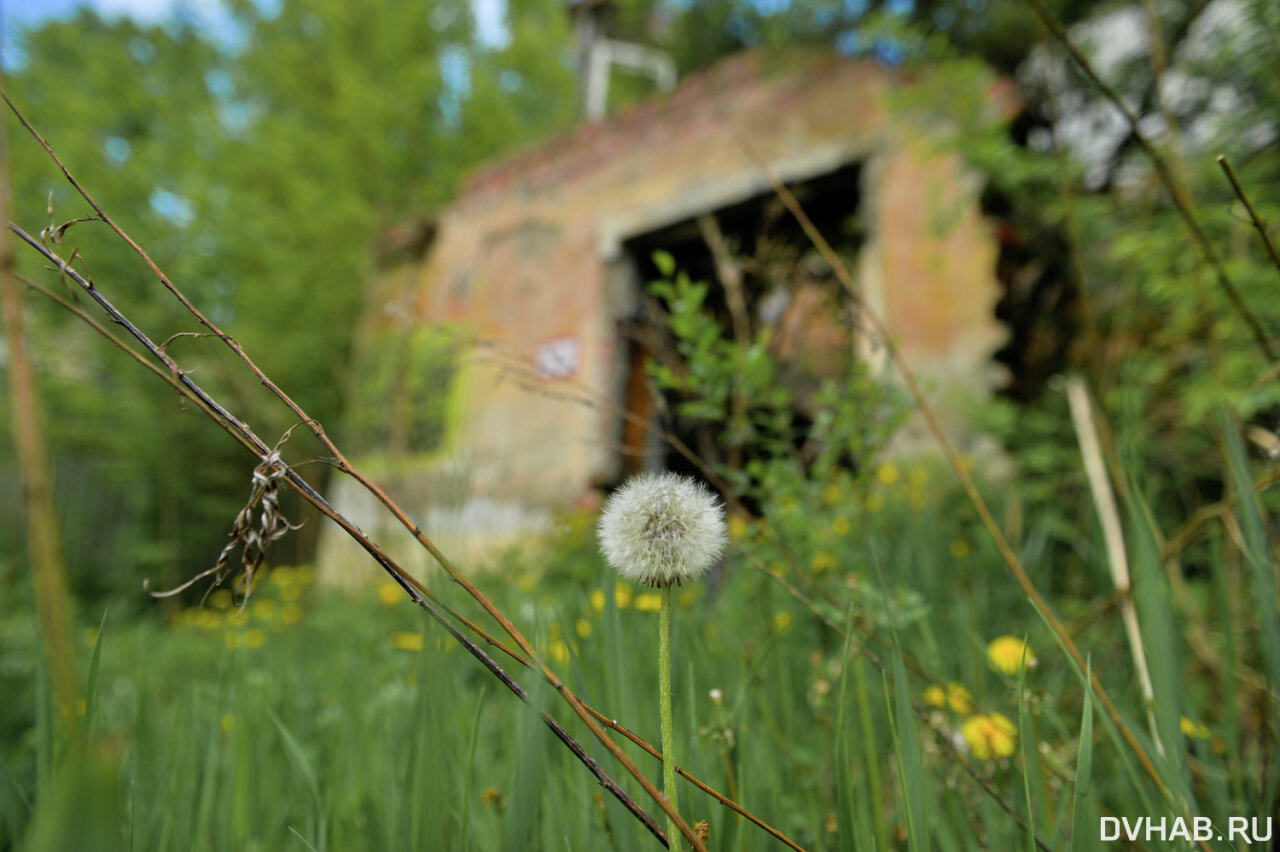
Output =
[
  {"x1": 1, "y1": 126, "x2": 81, "y2": 735},
  {"x1": 1217, "y1": 155, "x2": 1280, "y2": 278}
]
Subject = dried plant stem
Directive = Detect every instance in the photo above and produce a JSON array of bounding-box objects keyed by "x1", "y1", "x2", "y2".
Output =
[
  {"x1": 659, "y1": 585, "x2": 682, "y2": 851},
  {"x1": 2, "y1": 94, "x2": 712, "y2": 852},
  {"x1": 0, "y1": 147, "x2": 81, "y2": 735},
  {"x1": 1020, "y1": 0, "x2": 1275, "y2": 363},
  {"x1": 1065, "y1": 376, "x2": 1163, "y2": 755},
  {"x1": 1217, "y1": 155, "x2": 1280, "y2": 277}
]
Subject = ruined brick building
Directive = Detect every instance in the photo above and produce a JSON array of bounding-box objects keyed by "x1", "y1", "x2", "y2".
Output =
[{"x1": 317, "y1": 48, "x2": 1016, "y2": 579}]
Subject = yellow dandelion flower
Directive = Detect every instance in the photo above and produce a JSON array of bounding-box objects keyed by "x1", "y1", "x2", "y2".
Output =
[
  {"x1": 1180, "y1": 717, "x2": 1211, "y2": 739},
  {"x1": 550, "y1": 639, "x2": 571, "y2": 665},
  {"x1": 876, "y1": 463, "x2": 900, "y2": 485},
  {"x1": 378, "y1": 582, "x2": 402, "y2": 606},
  {"x1": 252, "y1": 600, "x2": 278, "y2": 622},
  {"x1": 812, "y1": 552, "x2": 836, "y2": 573},
  {"x1": 962, "y1": 713, "x2": 1017, "y2": 760},
  {"x1": 576, "y1": 619, "x2": 593, "y2": 639},
  {"x1": 831, "y1": 516, "x2": 851, "y2": 536},
  {"x1": 634, "y1": 592, "x2": 662, "y2": 612},
  {"x1": 988, "y1": 636, "x2": 1036, "y2": 675},
  {"x1": 270, "y1": 566, "x2": 296, "y2": 587},
  {"x1": 823, "y1": 482, "x2": 842, "y2": 504},
  {"x1": 243, "y1": 629, "x2": 266, "y2": 649},
  {"x1": 195, "y1": 609, "x2": 223, "y2": 630},
  {"x1": 208, "y1": 589, "x2": 233, "y2": 610},
  {"x1": 949, "y1": 539, "x2": 971, "y2": 559},
  {"x1": 391, "y1": 631, "x2": 424, "y2": 652},
  {"x1": 614, "y1": 582, "x2": 633, "y2": 610},
  {"x1": 924, "y1": 682, "x2": 974, "y2": 715},
  {"x1": 773, "y1": 611, "x2": 793, "y2": 632},
  {"x1": 728, "y1": 515, "x2": 750, "y2": 542},
  {"x1": 589, "y1": 589, "x2": 606, "y2": 614}
]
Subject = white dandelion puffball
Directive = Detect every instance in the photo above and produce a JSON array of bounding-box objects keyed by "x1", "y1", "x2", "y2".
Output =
[{"x1": 597, "y1": 471, "x2": 727, "y2": 587}]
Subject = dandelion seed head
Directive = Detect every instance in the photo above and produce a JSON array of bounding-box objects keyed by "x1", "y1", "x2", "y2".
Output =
[{"x1": 597, "y1": 471, "x2": 727, "y2": 587}]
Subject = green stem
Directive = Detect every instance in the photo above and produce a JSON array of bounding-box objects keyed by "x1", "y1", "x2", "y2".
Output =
[{"x1": 659, "y1": 584, "x2": 682, "y2": 851}]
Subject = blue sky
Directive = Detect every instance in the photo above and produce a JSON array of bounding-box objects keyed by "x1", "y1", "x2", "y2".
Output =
[{"x1": 2, "y1": 0, "x2": 509, "y2": 52}]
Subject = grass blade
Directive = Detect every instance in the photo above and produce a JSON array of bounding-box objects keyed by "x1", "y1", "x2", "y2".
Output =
[
  {"x1": 83, "y1": 610, "x2": 108, "y2": 735},
  {"x1": 1068, "y1": 659, "x2": 1095, "y2": 852}
]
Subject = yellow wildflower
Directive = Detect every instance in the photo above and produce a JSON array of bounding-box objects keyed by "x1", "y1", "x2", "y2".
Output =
[
  {"x1": 576, "y1": 619, "x2": 593, "y2": 639},
  {"x1": 962, "y1": 713, "x2": 1017, "y2": 760},
  {"x1": 269, "y1": 566, "x2": 296, "y2": 586},
  {"x1": 773, "y1": 611, "x2": 793, "y2": 632},
  {"x1": 252, "y1": 600, "x2": 278, "y2": 622},
  {"x1": 831, "y1": 516, "x2": 851, "y2": 536},
  {"x1": 243, "y1": 629, "x2": 266, "y2": 649},
  {"x1": 195, "y1": 609, "x2": 222, "y2": 630},
  {"x1": 923, "y1": 682, "x2": 974, "y2": 715},
  {"x1": 614, "y1": 582, "x2": 633, "y2": 610},
  {"x1": 988, "y1": 636, "x2": 1036, "y2": 675},
  {"x1": 949, "y1": 539, "x2": 971, "y2": 559},
  {"x1": 550, "y1": 639, "x2": 571, "y2": 665},
  {"x1": 876, "y1": 463, "x2": 900, "y2": 485},
  {"x1": 208, "y1": 589, "x2": 233, "y2": 610},
  {"x1": 378, "y1": 582, "x2": 402, "y2": 606},
  {"x1": 1180, "y1": 717, "x2": 1211, "y2": 739},
  {"x1": 812, "y1": 552, "x2": 836, "y2": 573},
  {"x1": 590, "y1": 589, "x2": 606, "y2": 614},
  {"x1": 221, "y1": 713, "x2": 236, "y2": 734},
  {"x1": 634, "y1": 592, "x2": 662, "y2": 612},
  {"x1": 391, "y1": 631, "x2": 424, "y2": 652},
  {"x1": 822, "y1": 482, "x2": 842, "y2": 504},
  {"x1": 728, "y1": 515, "x2": 750, "y2": 542}
]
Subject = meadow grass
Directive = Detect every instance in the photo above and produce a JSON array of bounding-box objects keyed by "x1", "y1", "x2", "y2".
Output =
[{"x1": 4, "y1": 445, "x2": 1274, "y2": 850}]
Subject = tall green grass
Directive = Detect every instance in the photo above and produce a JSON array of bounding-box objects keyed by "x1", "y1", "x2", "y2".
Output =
[{"x1": 2, "y1": 438, "x2": 1276, "y2": 850}]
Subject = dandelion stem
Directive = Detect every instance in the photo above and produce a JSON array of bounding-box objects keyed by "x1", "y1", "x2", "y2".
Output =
[{"x1": 659, "y1": 583, "x2": 682, "y2": 851}]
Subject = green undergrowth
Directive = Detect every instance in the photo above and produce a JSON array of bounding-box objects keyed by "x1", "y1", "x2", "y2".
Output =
[{"x1": 3, "y1": 442, "x2": 1275, "y2": 850}]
